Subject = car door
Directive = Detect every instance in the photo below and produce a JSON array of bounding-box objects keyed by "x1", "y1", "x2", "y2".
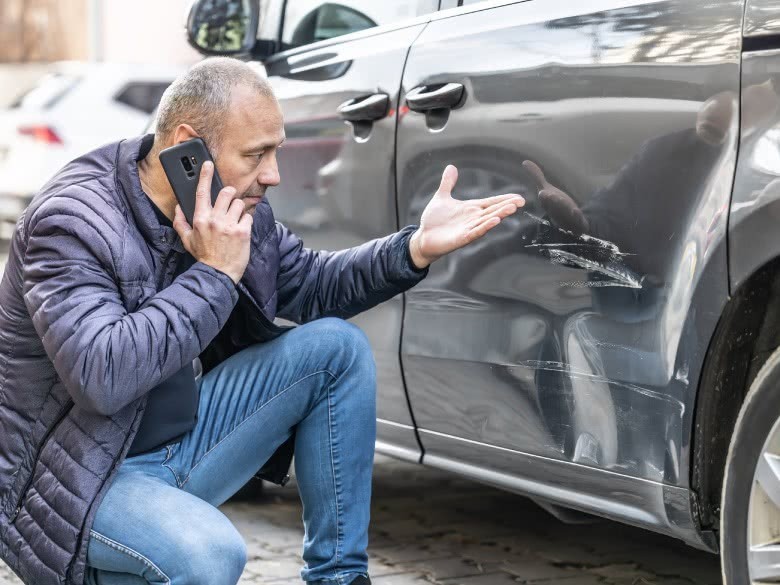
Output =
[
  {"x1": 263, "y1": 0, "x2": 437, "y2": 461},
  {"x1": 396, "y1": 0, "x2": 743, "y2": 486}
]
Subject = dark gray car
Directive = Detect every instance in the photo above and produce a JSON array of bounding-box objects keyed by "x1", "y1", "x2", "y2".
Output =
[{"x1": 185, "y1": 1, "x2": 780, "y2": 582}]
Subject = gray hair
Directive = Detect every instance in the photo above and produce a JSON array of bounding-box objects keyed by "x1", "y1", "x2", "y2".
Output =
[{"x1": 154, "y1": 57, "x2": 275, "y2": 153}]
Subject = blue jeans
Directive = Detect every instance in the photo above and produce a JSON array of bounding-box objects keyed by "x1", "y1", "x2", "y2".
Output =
[{"x1": 84, "y1": 317, "x2": 377, "y2": 585}]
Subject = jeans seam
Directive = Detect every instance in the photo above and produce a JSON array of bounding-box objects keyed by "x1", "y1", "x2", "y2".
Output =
[
  {"x1": 89, "y1": 529, "x2": 170, "y2": 583},
  {"x1": 327, "y1": 378, "x2": 345, "y2": 580},
  {"x1": 179, "y1": 369, "x2": 337, "y2": 489}
]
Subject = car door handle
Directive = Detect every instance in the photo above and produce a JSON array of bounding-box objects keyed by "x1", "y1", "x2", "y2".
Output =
[
  {"x1": 337, "y1": 93, "x2": 390, "y2": 122},
  {"x1": 406, "y1": 83, "x2": 465, "y2": 112}
]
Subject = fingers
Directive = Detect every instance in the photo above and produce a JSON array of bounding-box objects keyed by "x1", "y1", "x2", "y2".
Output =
[
  {"x1": 172, "y1": 204, "x2": 192, "y2": 241},
  {"x1": 436, "y1": 164, "x2": 458, "y2": 196},
  {"x1": 194, "y1": 161, "x2": 215, "y2": 216},
  {"x1": 213, "y1": 186, "x2": 237, "y2": 215},
  {"x1": 239, "y1": 211, "x2": 253, "y2": 231},
  {"x1": 465, "y1": 215, "x2": 502, "y2": 243},
  {"x1": 522, "y1": 160, "x2": 548, "y2": 190},
  {"x1": 226, "y1": 197, "x2": 245, "y2": 223},
  {"x1": 477, "y1": 193, "x2": 525, "y2": 209},
  {"x1": 479, "y1": 194, "x2": 525, "y2": 213},
  {"x1": 468, "y1": 200, "x2": 521, "y2": 230}
]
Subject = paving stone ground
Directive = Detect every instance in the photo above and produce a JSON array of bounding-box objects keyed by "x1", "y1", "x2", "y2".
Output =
[{"x1": 1, "y1": 453, "x2": 721, "y2": 585}]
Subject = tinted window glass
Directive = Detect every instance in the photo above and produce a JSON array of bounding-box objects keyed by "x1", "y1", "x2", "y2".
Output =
[
  {"x1": 114, "y1": 82, "x2": 172, "y2": 114},
  {"x1": 282, "y1": 1, "x2": 438, "y2": 49}
]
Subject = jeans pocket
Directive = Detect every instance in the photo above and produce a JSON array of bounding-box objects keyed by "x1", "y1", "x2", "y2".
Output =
[{"x1": 162, "y1": 444, "x2": 175, "y2": 465}]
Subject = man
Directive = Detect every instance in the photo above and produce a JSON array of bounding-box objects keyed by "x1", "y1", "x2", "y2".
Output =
[{"x1": 0, "y1": 57, "x2": 524, "y2": 585}]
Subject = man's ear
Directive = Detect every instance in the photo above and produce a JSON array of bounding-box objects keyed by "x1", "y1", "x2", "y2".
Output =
[{"x1": 171, "y1": 123, "x2": 199, "y2": 145}]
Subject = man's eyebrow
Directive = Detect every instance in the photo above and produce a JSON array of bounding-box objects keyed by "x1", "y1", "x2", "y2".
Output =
[{"x1": 243, "y1": 136, "x2": 286, "y2": 153}]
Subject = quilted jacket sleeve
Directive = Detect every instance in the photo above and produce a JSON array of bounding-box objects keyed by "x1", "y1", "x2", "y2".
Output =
[
  {"x1": 22, "y1": 200, "x2": 239, "y2": 417},
  {"x1": 275, "y1": 223, "x2": 429, "y2": 324}
]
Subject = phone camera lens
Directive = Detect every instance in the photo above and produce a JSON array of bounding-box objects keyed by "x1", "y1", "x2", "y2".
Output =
[{"x1": 180, "y1": 156, "x2": 193, "y2": 173}]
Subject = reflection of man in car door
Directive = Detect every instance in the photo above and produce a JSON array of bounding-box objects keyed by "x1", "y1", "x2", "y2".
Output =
[
  {"x1": 0, "y1": 57, "x2": 526, "y2": 585},
  {"x1": 522, "y1": 82, "x2": 780, "y2": 473},
  {"x1": 524, "y1": 81, "x2": 780, "y2": 295}
]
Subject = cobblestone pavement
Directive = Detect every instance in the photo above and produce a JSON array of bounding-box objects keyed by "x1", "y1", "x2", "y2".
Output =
[{"x1": 1, "y1": 453, "x2": 722, "y2": 585}]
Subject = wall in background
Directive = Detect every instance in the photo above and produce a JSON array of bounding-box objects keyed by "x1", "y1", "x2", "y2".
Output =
[
  {"x1": 0, "y1": 0, "x2": 201, "y2": 105},
  {"x1": 100, "y1": 0, "x2": 201, "y2": 64},
  {"x1": 0, "y1": 0, "x2": 89, "y2": 62},
  {"x1": 0, "y1": 0, "x2": 200, "y2": 65}
]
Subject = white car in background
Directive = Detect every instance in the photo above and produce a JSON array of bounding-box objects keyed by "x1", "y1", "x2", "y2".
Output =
[{"x1": 0, "y1": 61, "x2": 184, "y2": 239}]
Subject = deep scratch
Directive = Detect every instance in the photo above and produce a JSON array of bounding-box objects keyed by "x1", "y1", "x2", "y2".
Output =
[
  {"x1": 548, "y1": 249, "x2": 642, "y2": 289},
  {"x1": 522, "y1": 211, "x2": 640, "y2": 289}
]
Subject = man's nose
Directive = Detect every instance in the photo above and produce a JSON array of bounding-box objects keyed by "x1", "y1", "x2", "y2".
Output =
[{"x1": 258, "y1": 158, "x2": 281, "y2": 187}]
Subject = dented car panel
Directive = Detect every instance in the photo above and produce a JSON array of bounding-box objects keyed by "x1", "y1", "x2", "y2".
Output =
[
  {"x1": 395, "y1": 0, "x2": 742, "y2": 530},
  {"x1": 256, "y1": 0, "x2": 760, "y2": 552}
]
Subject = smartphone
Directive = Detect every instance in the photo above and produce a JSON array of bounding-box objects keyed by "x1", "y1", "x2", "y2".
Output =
[{"x1": 159, "y1": 137, "x2": 224, "y2": 226}]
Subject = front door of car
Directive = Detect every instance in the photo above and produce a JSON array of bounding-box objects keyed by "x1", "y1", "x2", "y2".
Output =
[
  {"x1": 263, "y1": 0, "x2": 437, "y2": 461},
  {"x1": 396, "y1": 0, "x2": 743, "y2": 484}
]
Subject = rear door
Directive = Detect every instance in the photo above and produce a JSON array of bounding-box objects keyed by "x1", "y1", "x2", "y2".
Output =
[
  {"x1": 396, "y1": 0, "x2": 743, "y2": 484},
  {"x1": 263, "y1": 0, "x2": 437, "y2": 461}
]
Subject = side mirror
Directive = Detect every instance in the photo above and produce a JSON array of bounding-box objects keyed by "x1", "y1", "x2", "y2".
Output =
[{"x1": 186, "y1": 0, "x2": 260, "y2": 56}]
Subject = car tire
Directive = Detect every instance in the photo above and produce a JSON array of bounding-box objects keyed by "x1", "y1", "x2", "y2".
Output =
[{"x1": 722, "y1": 344, "x2": 780, "y2": 585}]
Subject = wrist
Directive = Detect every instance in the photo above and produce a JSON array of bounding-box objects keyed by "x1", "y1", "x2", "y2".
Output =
[
  {"x1": 204, "y1": 261, "x2": 241, "y2": 285},
  {"x1": 408, "y1": 229, "x2": 432, "y2": 271}
]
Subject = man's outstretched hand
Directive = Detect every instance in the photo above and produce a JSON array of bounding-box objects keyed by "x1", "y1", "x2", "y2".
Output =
[{"x1": 409, "y1": 165, "x2": 526, "y2": 269}]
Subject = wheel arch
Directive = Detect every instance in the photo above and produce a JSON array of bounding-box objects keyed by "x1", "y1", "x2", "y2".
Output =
[{"x1": 691, "y1": 255, "x2": 780, "y2": 538}]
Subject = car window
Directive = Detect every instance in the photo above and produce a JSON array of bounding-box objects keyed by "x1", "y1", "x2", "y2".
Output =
[
  {"x1": 281, "y1": 1, "x2": 438, "y2": 49},
  {"x1": 114, "y1": 82, "x2": 172, "y2": 115},
  {"x1": 9, "y1": 73, "x2": 81, "y2": 110}
]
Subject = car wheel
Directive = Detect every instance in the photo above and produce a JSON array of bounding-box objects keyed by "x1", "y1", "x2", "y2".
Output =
[{"x1": 722, "y1": 345, "x2": 780, "y2": 584}]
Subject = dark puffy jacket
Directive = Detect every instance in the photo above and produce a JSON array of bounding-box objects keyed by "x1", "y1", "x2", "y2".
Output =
[{"x1": 0, "y1": 134, "x2": 428, "y2": 584}]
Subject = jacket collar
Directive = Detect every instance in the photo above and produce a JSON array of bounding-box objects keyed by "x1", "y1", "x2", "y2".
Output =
[{"x1": 116, "y1": 133, "x2": 184, "y2": 253}]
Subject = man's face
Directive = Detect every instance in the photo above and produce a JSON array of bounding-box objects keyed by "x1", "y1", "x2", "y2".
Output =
[{"x1": 211, "y1": 85, "x2": 286, "y2": 214}]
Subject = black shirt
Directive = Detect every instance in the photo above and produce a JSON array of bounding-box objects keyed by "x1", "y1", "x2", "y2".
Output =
[{"x1": 126, "y1": 201, "x2": 201, "y2": 457}]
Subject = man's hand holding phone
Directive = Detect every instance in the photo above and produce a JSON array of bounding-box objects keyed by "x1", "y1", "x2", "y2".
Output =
[{"x1": 172, "y1": 161, "x2": 252, "y2": 285}]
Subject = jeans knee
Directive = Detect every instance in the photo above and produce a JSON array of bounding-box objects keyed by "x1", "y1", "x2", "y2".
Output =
[
  {"x1": 308, "y1": 318, "x2": 376, "y2": 376},
  {"x1": 179, "y1": 524, "x2": 247, "y2": 585}
]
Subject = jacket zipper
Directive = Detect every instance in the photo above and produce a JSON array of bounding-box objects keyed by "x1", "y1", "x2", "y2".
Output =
[{"x1": 9, "y1": 399, "x2": 74, "y2": 522}]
